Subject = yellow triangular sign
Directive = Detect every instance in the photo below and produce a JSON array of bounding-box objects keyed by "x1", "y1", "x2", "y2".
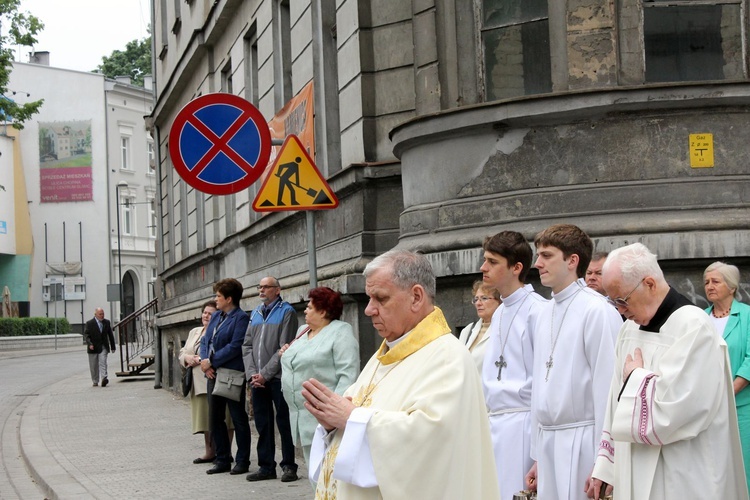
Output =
[{"x1": 252, "y1": 135, "x2": 339, "y2": 212}]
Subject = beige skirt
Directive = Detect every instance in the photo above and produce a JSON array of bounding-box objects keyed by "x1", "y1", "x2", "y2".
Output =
[{"x1": 191, "y1": 393, "x2": 234, "y2": 434}]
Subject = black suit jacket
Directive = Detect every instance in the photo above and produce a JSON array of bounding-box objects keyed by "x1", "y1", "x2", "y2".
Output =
[{"x1": 84, "y1": 317, "x2": 116, "y2": 354}]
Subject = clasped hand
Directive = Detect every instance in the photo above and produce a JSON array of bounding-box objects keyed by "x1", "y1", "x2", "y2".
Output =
[
  {"x1": 624, "y1": 347, "x2": 644, "y2": 379},
  {"x1": 301, "y1": 378, "x2": 355, "y2": 431}
]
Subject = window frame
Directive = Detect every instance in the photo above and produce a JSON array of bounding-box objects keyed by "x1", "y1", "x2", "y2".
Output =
[
  {"x1": 641, "y1": 0, "x2": 746, "y2": 83},
  {"x1": 122, "y1": 195, "x2": 135, "y2": 236},
  {"x1": 479, "y1": 0, "x2": 552, "y2": 102},
  {"x1": 120, "y1": 136, "x2": 131, "y2": 171},
  {"x1": 148, "y1": 198, "x2": 157, "y2": 239}
]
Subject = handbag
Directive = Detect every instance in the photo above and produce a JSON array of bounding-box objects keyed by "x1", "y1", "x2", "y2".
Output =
[
  {"x1": 213, "y1": 367, "x2": 245, "y2": 402},
  {"x1": 181, "y1": 367, "x2": 193, "y2": 397}
]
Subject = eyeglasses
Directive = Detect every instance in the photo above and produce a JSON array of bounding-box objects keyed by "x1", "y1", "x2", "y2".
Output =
[
  {"x1": 472, "y1": 296, "x2": 495, "y2": 304},
  {"x1": 257, "y1": 285, "x2": 279, "y2": 290},
  {"x1": 607, "y1": 278, "x2": 645, "y2": 309}
]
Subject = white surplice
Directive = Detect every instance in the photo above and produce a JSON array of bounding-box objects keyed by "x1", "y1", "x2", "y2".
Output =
[
  {"x1": 458, "y1": 320, "x2": 490, "y2": 373},
  {"x1": 310, "y1": 307, "x2": 499, "y2": 500},
  {"x1": 592, "y1": 304, "x2": 749, "y2": 500},
  {"x1": 530, "y1": 279, "x2": 622, "y2": 499},
  {"x1": 482, "y1": 283, "x2": 547, "y2": 500}
]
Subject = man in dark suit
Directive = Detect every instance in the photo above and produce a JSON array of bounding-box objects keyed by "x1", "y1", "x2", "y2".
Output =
[
  {"x1": 83, "y1": 308, "x2": 116, "y2": 387},
  {"x1": 200, "y1": 278, "x2": 252, "y2": 475}
]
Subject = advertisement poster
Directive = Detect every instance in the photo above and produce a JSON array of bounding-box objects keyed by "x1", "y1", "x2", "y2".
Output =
[{"x1": 39, "y1": 120, "x2": 93, "y2": 202}]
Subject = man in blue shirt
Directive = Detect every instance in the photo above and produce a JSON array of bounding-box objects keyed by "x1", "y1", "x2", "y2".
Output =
[{"x1": 243, "y1": 276, "x2": 299, "y2": 482}]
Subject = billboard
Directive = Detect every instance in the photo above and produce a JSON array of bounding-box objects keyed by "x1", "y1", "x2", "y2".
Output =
[{"x1": 38, "y1": 120, "x2": 93, "y2": 203}]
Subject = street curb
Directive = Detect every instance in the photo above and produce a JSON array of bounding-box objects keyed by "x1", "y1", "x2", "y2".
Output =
[
  {"x1": 0, "y1": 345, "x2": 81, "y2": 361},
  {"x1": 19, "y1": 392, "x2": 75, "y2": 499},
  {"x1": 17, "y1": 377, "x2": 111, "y2": 499},
  {"x1": 0, "y1": 395, "x2": 46, "y2": 499}
]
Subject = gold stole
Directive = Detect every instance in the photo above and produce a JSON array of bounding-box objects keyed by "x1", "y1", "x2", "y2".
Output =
[{"x1": 314, "y1": 307, "x2": 451, "y2": 499}]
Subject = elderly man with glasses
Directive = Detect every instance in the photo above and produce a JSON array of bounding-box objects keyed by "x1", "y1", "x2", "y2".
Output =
[
  {"x1": 587, "y1": 242, "x2": 748, "y2": 500},
  {"x1": 242, "y1": 276, "x2": 299, "y2": 483}
]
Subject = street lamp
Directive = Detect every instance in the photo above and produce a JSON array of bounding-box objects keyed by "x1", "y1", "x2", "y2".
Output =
[{"x1": 115, "y1": 181, "x2": 128, "y2": 321}]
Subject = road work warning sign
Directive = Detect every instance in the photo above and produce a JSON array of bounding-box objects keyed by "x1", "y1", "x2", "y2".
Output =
[{"x1": 252, "y1": 135, "x2": 339, "y2": 212}]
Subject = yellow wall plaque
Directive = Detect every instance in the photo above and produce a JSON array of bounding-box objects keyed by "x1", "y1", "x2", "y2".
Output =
[{"x1": 689, "y1": 133, "x2": 714, "y2": 168}]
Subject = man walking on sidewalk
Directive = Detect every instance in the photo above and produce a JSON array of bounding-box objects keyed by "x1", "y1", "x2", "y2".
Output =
[
  {"x1": 243, "y1": 277, "x2": 299, "y2": 483},
  {"x1": 83, "y1": 308, "x2": 116, "y2": 387}
]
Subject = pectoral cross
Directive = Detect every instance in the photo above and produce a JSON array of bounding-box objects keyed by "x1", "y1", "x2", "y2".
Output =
[
  {"x1": 495, "y1": 355, "x2": 507, "y2": 381},
  {"x1": 545, "y1": 356, "x2": 553, "y2": 382}
]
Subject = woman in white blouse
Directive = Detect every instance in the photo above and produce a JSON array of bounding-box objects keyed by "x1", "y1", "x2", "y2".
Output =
[
  {"x1": 178, "y1": 300, "x2": 233, "y2": 464},
  {"x1": 458, "y1": 280, "x2": 501, "y2": 373}
]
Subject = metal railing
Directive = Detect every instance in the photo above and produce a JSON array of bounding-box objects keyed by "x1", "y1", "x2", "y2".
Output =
[{"x1": 116, "y1": 298, "x2": 158, "y2": 376}]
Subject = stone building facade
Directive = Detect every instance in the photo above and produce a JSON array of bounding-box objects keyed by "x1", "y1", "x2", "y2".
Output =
[{"x1": 150, "y1": 0, "x2": 750, "y2": 389}]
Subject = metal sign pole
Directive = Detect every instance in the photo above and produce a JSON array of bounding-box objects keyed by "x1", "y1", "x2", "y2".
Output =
[
  {"x1": 54, "y1": 287, "x2": 58, "y2": 350},
  {"x1": 306, "y1": 211, "x2": 317, "y2": 289}
]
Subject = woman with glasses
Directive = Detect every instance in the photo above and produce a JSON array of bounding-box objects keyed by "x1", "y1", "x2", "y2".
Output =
[
  {"x1": 459, "y1": 280, "x2": 502, "y2": 373},
  {"x1": 704, "y1": 261, "x2": 750, "y2": 495}
]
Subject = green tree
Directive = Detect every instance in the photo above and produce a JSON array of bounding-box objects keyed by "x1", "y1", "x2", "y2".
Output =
[
  {"x1": 94, "y1": 36, "x2": 151, "y2": 87},
  {"x1": 0, "y1": 0, "x2": 44, "y2": 129}
]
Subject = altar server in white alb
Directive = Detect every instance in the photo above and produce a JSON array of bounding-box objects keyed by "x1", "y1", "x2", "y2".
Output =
[
  {"x1": 302, "y1": 249, "x2": 499, "y2": 500},
  {"x1": 480, "y1": 230, "x2": 547, "y2": 499},
  {"x1": 588, "y1": 243, "x2": 748, "y2": 500},
  {"x1": 525, "y1": 224, "x2": 622, "y2": 499}
]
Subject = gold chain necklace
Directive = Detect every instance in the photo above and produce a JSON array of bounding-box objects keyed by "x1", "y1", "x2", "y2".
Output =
[{"x1": 354, "y1": 359, "x2": 402, "y2": 407}]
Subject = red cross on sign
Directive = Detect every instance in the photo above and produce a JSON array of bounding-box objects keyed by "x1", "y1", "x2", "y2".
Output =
[{"x1": 168, "y1": 93, "x2": 272, "y2": 195}]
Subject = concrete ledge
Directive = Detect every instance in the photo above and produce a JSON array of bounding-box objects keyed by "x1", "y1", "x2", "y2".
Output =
[{"x1": 0, "y1": 334, "x2": 83, "y2": 351}]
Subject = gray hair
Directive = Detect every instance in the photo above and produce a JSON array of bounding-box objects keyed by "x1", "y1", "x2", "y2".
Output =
[
  {"x1": 603, "y1": 243, "x2": 664, "y2": 287},
  {"x1": 364, "y1": 250, "x2": 436, "y2": 300},
  {"x1": 704, "y1": 261, "x2": 741, "y2": 299}
]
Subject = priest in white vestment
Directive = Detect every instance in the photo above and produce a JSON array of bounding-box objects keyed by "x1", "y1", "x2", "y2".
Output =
[
  {"x1": 526, "y1": 224, "x2": 622, "y2": 500},
  {"x1": 480, "y1": 230, "x2": 548, "y2": 499},
  {"x1": 303, "y1": 250, "x2": 499, "y2": 500},
  {"x1": 588, "y1": 243, "x2": 748, "y2": 500}
]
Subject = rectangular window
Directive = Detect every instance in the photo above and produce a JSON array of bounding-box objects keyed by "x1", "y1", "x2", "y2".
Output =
[
  {"x1": 147, "y1": 141, "x2": 155, "y2": 175},
  {"x1": 244, "y1": 28, "x2": 259, "y2": 106},
  {"x1": 159, "y1": 0, "x2": 168, "y2": 58},
  {"x1": 172, "y1": 0, "x2": 182, "y2": 34},
  {"x1": 273, "y1": 0, "x2": 293, "y2": 107},
  {"x1": 121, "y1": 136, "x2": 131, "y2": 170},
  {"x1": 149, "y1": 199, "x2": 157, "y2": 238},
  {"x1": 122, "y1": 196, "x2": 135, "y2": 236},
  {"x1": 644, "y1": 1, "x2": 743, "y2": 83},
  {"x1": 221, "y1": 60, "x2": 233, "y2": 94},
  {"x1": 481, "y1": 0, "x2": 552, "y2": 101}
]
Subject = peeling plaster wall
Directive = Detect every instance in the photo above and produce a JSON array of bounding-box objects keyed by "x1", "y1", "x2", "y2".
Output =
[
  {"x1": 399, "y1": 104, "x2": 750, "y2": 239},
  {"x1": 567, "y1": 0, "x2": 617, "y2": 89},
  {"x1": 392, "y1": 86, "x2": 750, "y2": 332}
]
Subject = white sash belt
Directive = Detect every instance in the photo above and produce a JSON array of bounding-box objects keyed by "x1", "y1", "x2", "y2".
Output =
[
  {"x1": 540, "y1": 419, "x2": 594, "y2": 431},
  {"x1": 488, "y1": 407, "x2": 530, "y2": 417}
]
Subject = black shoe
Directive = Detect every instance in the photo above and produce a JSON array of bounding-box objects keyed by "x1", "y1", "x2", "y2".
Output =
[
  {"x1": 193, "y1": 456, "x2": 215, "y2": 464},
  {"x1": 230, "y1": 463, "x2": 249, "y2": 475},
  {"x1": 246, "y1": 469, "x2": 277, "y2": 481},
  {"x1": 280, "y1": 466, "x2": 298, "y2": 482},
  {"x1": 206, "y1": 463, "x2": 231, "y2": 475},
  {"x1": 101, "y1": 377, "x2": 109, "y2": 387},
  {"x1": 92, "y1": 383, "x2": 98, "y2": 387}
]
